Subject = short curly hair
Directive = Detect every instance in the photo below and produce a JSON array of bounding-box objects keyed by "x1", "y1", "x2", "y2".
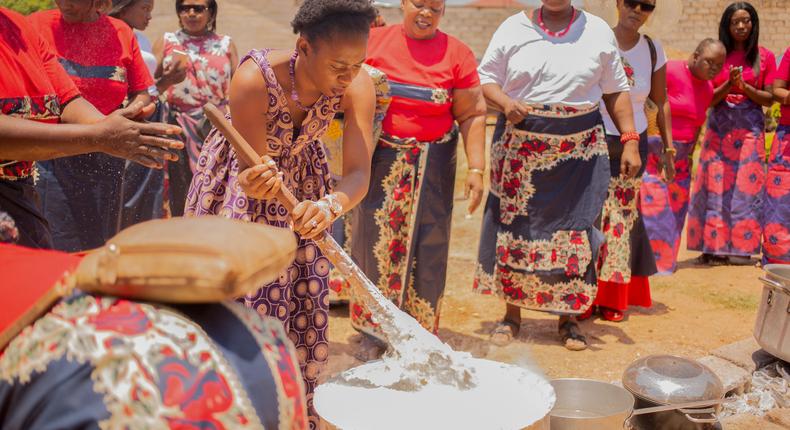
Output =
[{"x1": 291, "y1": 0, "x2": 377, "y2": 43}]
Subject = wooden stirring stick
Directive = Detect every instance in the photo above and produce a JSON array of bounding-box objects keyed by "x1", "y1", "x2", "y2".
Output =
[{"x1": 202, "y1": 103, "x2": 406, "y2": 345}]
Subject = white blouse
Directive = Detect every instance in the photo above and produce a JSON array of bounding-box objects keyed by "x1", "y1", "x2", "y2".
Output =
[
  {"x1": 601, "y1": 35, "x2": 667, "y2": 135},
  {"x1": 478, "y1": 10, "x2": 629, "y2": 109}
]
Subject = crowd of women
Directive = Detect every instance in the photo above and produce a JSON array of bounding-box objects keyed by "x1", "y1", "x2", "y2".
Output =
[{"x1": 1, "y1": 0, "x2": 790, "y2": 427}]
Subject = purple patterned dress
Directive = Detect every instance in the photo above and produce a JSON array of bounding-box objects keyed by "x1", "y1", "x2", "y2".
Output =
[
  {"x1": 640, "y1": 137, "x2": 695, "y2": 274},
  {"x1": 687, "y1": 47, "x2": 776, "y2": 257},
  {"x1": 764, "y1": 125, "x2": 790, "y2": 263},
  {"x1": 185, "y1": 49, "x2": 340, "y2": 429}
]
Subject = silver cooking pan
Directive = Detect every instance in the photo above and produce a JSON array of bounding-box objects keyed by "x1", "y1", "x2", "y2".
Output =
[{"x1": 549, "y1": 379, "x2": 730, "y2": 429}]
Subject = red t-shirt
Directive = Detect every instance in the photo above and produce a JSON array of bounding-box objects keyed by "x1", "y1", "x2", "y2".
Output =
[
  {"x1": 0, "y1": 7, "x2": 80, "y2": 180},
  {"x1": 28, "y1": 10, "x2": 152, "y2": 115},
  {"x1": 365, "y1": 24, "x2": 480, "y2": 142},
  {"x1": 775, "y1": 48, "x2": 790, "y2": 125},
  {"x1": 666, "y1": 60, "x2": 714, "y2": 141},
  {"x1": 712, "y1": 46, "x2": 777, "y2": 105}
]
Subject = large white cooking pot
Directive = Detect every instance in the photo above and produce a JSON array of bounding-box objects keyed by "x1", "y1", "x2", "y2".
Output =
[{"x1": 315, "y1": 357, "x2": 554, "y2": 430}]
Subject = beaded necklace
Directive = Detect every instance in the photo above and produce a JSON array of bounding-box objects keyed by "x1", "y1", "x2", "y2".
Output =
[
  {"x1": 537, "y1": 6, "x2": 577, "y2": 38},
  {"x1": 289, "y1": 50, "x2": 314, "y2": 111}
]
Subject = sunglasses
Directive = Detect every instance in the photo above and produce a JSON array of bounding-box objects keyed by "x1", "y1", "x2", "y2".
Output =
[
  {"x1": 177, "y1": 4, "x2": 208, "y2": 14},
  {"x1": 624, "y1": 0, "x2": 656, "y2": 12}
]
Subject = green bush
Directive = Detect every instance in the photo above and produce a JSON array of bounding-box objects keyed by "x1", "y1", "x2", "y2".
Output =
[{"x1": 1, "y1": 0, "x2": 54, "y2": 15}]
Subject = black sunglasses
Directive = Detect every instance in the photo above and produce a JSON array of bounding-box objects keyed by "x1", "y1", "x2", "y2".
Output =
[
  {"x1": 177, "y1": 4, "x2": 208, "y2": 14},
  {"x1": 624, "y1": 0, "x2": 656, "y2": 12}
]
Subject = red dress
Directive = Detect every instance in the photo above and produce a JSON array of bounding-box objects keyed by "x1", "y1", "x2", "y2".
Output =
[
  {"x1": 0, "y1": 7, "x2": 80, "y2": 248},
  {"x1": 27, "y1": 10, "x2": 154, "y2": 252}
]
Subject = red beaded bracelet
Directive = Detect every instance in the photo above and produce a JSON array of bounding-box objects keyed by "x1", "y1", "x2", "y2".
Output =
[{"x1": 620, "y1": 131, "x2": 640, "y2": 144}]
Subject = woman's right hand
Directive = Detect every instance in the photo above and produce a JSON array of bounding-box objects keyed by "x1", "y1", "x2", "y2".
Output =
[
  {"x1": 95, "y1": 101, "x2": 183, "y2": 169},
  {"x1": 729, "y1": 67, "x2": 744, "y2": 90},
  {"x1": 238, "y1": 155, "x2": 284, "y2": 200},
  {"x1": 157, "y1": 61, "x2": 188, "y2": 91},
  {"x1": 504, "y1": 98, "x2": 532, "y2": 124}
]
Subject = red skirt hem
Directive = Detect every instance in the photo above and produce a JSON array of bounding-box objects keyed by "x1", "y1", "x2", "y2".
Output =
[{"x1": 594, "y1": 275, "x2": 652, "y2": 311}]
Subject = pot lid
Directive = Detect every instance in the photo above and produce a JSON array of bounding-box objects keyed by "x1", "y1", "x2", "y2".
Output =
[{"x1": 622, "y1": 355, "x2": 724, "y2": 405}]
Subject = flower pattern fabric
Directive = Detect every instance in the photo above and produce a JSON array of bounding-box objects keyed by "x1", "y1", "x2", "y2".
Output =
[
  {"x1": 763, "y1": 125, "x2": 790, "y2": 263},
  {"x1": 474, "y1": 107, "x2": 609, "y2": 314},
  {"x1": 598, "y1": 176, "x2": 641, "y2": 283},
  {"x1": 641, "y1": 137, "x2": 696, "y2": 274},
  {"x1": 0, "y1": 95, "x2": 61, "y2": 180},
  {"x1": 185, "y1": 49, "x2": 339, "y2": 430},
  {"x1": 162, "y1": 30, "x2": 234, "y2": 171},
  {"x1": 687, "y1": 100, "x2": 765, "y2": 256},
  {"x1": 0, "y1": 295, "x2": 308, "y2": 430},
  {"x1": 350, "y1": 129, "x2": 458, "y2": 336}
]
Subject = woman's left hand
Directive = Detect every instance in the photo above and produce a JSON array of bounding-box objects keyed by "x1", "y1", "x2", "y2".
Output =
[
  {"x1": 292, "y1": 200, "x2": 332, "y2": 239},
  {"x1": 465, "y1": 173, "x2": 484, "y2": 214},
  {"x1": 621, "y1": 141, "x2": 642, "y2": 179}
]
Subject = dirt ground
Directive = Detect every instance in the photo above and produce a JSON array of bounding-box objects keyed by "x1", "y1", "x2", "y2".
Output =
[{"x1": 324, "y1": 130, "x2": 766, "y2": 387}]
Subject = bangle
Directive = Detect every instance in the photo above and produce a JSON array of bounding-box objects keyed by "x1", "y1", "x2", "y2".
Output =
[
  {"x1": 468, "y1": 168, "x2": 485, "y2": 176},
  {"x1": 663, "y1": 146, "x2": 677, "y2": 155},
  {"x1": 620, "y1": 132, "x2": 640, "y2": 145}
]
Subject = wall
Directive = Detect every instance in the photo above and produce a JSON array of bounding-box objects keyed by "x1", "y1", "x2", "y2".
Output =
[{"x1": 379, "y1": 0, "x2": 790, "y2": 60}]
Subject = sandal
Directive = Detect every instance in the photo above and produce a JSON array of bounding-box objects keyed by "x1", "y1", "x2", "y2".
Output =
[
  {"x1": 696, "y1": 253, "x2": 728, "y2": 266},
  {"x1": 601, "y1": 307, "x2": 624, "y2": 322},
  {"x1": 559, "y1": 320, "x2": 588, "y2": 351},
  {"x1": 695, "y1": 253, "x2": 712, "y2": 265},
  {"x1": 727, "y1": 255, "x2": 754, "y2": 266},
  {"x1": 490, "y1": 319, "x2": 520, "y2": 347}
]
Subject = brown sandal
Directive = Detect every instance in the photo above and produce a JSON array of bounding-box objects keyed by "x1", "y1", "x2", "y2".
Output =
[
  {"x1": 490, "y1": 319, "x2": 520, "y2": 347},
  {"x1": 559, "y1": 320, "x2": 588, "y2": 351}
]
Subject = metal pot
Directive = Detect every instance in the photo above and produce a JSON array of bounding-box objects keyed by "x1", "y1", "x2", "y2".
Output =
[
  {"x1": 550, "y1": 379, "x2": 634, "y2": 429},
  {"x1": 755, "y1": 264, "x2": 790, "y2": 362},
  {"x1": 623, "y1": 355, "x2": 723, "y2": 429}
]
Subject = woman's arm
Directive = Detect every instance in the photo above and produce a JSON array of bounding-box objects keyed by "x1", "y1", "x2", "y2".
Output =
[
  {"x1": 335, "y1": 69, "x2": 376, "y2": 212},
  {"x1": 453, "y1": 85, "x2": 487, "y2": 213},
  {"x1": 711, "y1": 67, "x2": 740, "y2": 106},
  {"x1": 228, "y1": 59, "x2": 286, "y2": 204},
  {"x1": 482, "y1": 83, "x2": 531, "y2": 124},
  {"x1": 649, "y1": 64, "x2": 676, "y2": 181},
  {"x1": 0, "y1": 101, "x2": 182, "y2": 167},
  {"x1": 128, "y1": 90, "x2": 151, "y2": 109},
  {"x1": 229, "y1": 39, "x2": 239, "y2": 76},
  {"x1": 289, "y1": 69, "x2": 376, "y2": 240},
  {"x1": 152, "y1": 36, "x2": 186, "y2": 94},
  {"x1": 742, "y1": 80, "x2": 774, "y2": 106},
  {"x1": 228, "y1": 60, "x2": 271, "y2": 163},
  {"x1": 774, "y1": 79, "x2": 790, "y2": 105},
  {"x1": 602, "y1": 91, "x2": 642, "y2": 178}
]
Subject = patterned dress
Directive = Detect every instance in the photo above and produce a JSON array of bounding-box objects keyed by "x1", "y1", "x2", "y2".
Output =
[
  {"x1": 350, "y1": 24, "x2": 480, "y2": 337},
  {"x1": 687, "y1": 47, "x2": 776, "y2": 257},
  {"x1": 0, "y1": 294, "x2": 308, "y2": 430},
  {"x1": 185, "y1": 49, "x2": 338, "y2": 429},
  {"x1": 763, "y1": 48, "x2": 790, "y2": 264},
  {"x1": 0, "y1": 243, "x2": 308, "y2": 430},
  {"x1": 474, "y1": 108, "x2": 610, "y2": 313},
  {"x1": 162, "y1": 30, "x2": 234, "y2": 171},
  {"x1": 162, "y1": 30, "x2": 234, "y2": 216},
  {"x1": 641, "y1": 60, "x2": 714, "y2": 274}
]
